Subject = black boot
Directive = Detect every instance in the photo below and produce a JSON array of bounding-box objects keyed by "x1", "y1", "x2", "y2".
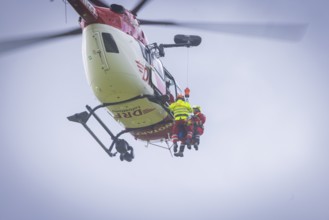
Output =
[
  {"x1": 186, "y1": 139, "x2": 191, "y2": 150},
  {"x1": 173, "y1": 143, "x2": 178, "y2": 153},
  {"x1": 174, "y1": 144, "x2": 185, "y2": 157},
  {"x1": 194, "y1": 139, "x2": 199, "y2": 151}
]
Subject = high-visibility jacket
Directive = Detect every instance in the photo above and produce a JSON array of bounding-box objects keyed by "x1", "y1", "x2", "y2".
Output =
[{"x1": 169, "y1": 99, "x2": 192, "y2": 120}]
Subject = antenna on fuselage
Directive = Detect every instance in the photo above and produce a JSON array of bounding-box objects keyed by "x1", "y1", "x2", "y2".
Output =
[{"x1": 63, "y1": 0, "x2": 68, "y2": 23}]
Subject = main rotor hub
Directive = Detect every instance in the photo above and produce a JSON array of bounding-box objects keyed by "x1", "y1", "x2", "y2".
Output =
[{"x1": 110, "y1": 4, "x2": 125, "y2": 14}]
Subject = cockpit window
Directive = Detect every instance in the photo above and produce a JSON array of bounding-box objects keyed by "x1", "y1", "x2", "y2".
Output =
[
  {"x1": 102, "y1": 33, "x2": 119, "y2": 53},
  {"x1": 151, "y1": 53, "x2": 165, "y2": 79},
  {"x1": 138, "y1": 41, "x2": 150, "y2": 62}
]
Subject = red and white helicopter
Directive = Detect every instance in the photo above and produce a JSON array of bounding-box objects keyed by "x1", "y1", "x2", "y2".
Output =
[{"x1": 0, "y1": 0, "x2": 307, "y2": 161}]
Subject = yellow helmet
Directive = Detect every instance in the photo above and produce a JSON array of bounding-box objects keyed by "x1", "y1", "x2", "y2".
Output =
[{"x1": 193, "y1": 105, "x2": 201, "y2": 112}]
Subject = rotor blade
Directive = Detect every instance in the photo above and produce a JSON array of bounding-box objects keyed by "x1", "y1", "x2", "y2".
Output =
[
  {"x1": 0, "y1": 28, "x2": 82, "y2": 54},
  {"x1": 138, "y1": 19, "x2": 308, "y2": 41},
  {"x1": 131, "y1": 0, "x2": 150, "y2": 15},
  {"x1": 89, "y1": 0, "x2": 110, "y2": 8}
]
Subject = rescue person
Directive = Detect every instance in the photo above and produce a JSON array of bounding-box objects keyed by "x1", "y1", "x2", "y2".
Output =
[
  {"x1": 190, "y1": 105, "x2": 206, "y2": 150},
  {"x1": 168, "y1": 94, "x2": 193, "y2": 157}
]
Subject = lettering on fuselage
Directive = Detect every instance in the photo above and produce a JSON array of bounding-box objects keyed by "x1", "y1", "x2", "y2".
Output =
[
  {"x1": 113, "y1": 106, "x2": 155, "y2": 119},
  {"x1": 135, "y1": 60, "x2": 149, "y2": 81},
  {"x1": 135, "y1": 122, "x2": 173, "y2": 136}
]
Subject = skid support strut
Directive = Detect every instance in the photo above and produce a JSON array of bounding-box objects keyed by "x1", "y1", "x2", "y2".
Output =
[{"x1": 67, "y1": 104, "x2": 134, "y2": 161}]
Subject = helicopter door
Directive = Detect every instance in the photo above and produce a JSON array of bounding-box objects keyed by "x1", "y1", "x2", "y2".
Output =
[
  {"x1": 92, "y1": 32, "x2": 110, "y2": 71},
  {"x1": 138, "y1": 42, "x2": 167, "y2": 96},
  {"x1": 150, "y1": 53, "x2": 166, "y2": 95}
]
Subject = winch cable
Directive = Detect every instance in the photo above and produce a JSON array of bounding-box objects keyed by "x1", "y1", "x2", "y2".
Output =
[
  {"x1": 184, "y1": 48, "x2": 191, "y2": 101},
  {"x1": 186, "y1": 47, "x2": 189, "y2": 88}
]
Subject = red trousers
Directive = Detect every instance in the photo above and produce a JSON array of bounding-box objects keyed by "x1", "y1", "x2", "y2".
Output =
[
  {"x1": 171, "y1": 119, "x2": 193, "y2": 143},
  {"x1": 194, "y1": 127, "x2": 204, "y2": 135}
]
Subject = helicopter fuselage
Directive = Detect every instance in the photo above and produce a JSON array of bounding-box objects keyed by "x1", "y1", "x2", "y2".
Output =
[{"x1": 82, "y1": 23, "x2": 174, "y2": 141}]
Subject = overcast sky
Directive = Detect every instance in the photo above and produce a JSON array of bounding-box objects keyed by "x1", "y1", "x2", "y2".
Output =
[{"x1": 1, "y1": 1, "x2": 329, "y2": 220}]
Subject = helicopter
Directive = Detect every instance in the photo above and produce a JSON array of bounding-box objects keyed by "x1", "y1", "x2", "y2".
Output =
[{"x1": 0, "y1": 0, "x2": 307, "y2": 162}]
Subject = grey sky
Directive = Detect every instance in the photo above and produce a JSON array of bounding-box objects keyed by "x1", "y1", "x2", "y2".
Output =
[{"x1": 0, "y1": 1, "x2": 328, "y2": 220}]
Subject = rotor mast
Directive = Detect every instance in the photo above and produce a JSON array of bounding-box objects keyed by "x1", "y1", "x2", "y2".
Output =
[{"x1": 67, "y1": 0, "x2": 98, "y2": 23}]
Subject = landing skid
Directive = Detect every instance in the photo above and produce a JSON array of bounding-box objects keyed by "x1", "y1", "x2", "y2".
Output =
[
  {"x1": 68, "y1": 104, "x2": 138, "y2": 162},
  {"x1": 68, "y1": 93, "x2": 174, "y2": 162}
]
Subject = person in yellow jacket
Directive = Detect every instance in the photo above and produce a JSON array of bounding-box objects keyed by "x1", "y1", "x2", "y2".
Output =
[{"x1": 168, "y1": 94, "x2": 193, "y2": 157}]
